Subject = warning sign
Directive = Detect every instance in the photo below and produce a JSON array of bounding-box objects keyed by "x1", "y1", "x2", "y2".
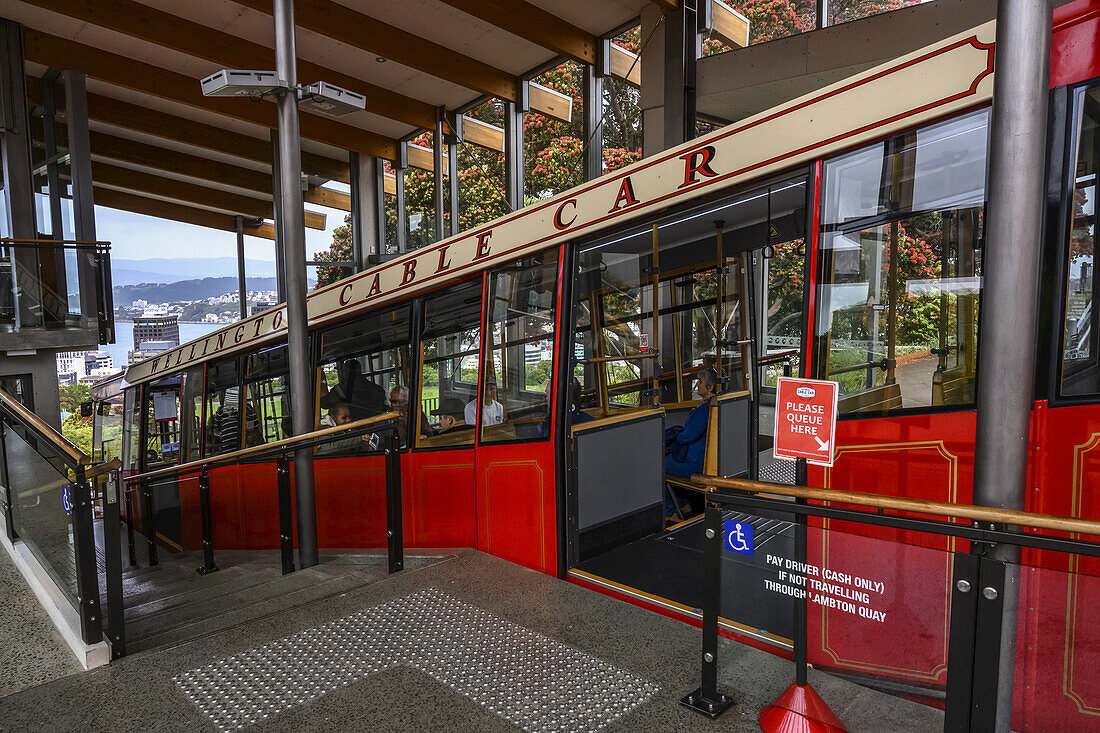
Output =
[{"x1": 773, "y1": 377, "x2": 838, "y2": 466}]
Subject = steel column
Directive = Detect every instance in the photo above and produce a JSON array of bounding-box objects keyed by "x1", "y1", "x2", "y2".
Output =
[
  {"x1": 270, "y1": 129, "x2": 287, "y2": 303},
  {"x1": 433, "y1": 109, "x2": 445, "y2": 242},
  {"x1": 395, "y1": 146, "x2": 408, "y2": 253},
  {"x1": 447, "y1": 114, "x2": 460, "y2": 237},
  {"x1": 101, "y1": 468, "x2": 125, "y2": 658},
  {"x1": 349, "y1": 150, "x2": 364, "y2": 269},
  {"x1": 235, "y1": 216, "x2": 248, "y2": 321},
  {"x1": 140, "y1": 478, "x2": 158, "y2": 565},
  {"x1": 662, "y1": 0, "x2": 699, "y2": 149},
  {"x1": 504, "y1": 97, "x2": 525, "y2": 212},
  {"x1": 384, "y1": 431, "x2": 404, "y2": 574},
  {"x1": 972, "y1": 1, "x2": 1051, "y2": 727},
  {"x1": 0, "y1": 420, "x2": 15, "y2": 542},
  {"x1": 273, "y1": 0, "x2": 319, "y2": 569},
  {"x1": 276, "y1": 455, "x2": 295, "y2": 575},
  {"x1": 0, "y1": 20, "x2": 35, "y2": 240},
  {"x1": 373, "y1": 156, "x2": 388, "y2": 256},
  {"x1": 583, "y1": 61, "x2": 604, "y2": 181}
]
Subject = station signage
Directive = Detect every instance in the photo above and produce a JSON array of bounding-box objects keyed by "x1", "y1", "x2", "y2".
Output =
[
  {"x1": 773, "y1": 377, "x2": 838, "y2": 467},
  {"x1": 124, "y1": 23, "x2": 995, "y2": 386}
]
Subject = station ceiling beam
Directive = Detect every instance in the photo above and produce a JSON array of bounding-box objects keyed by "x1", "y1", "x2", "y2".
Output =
[
  {"x1": 231, "y1": 0, "x2": 518, "y2": 103},
  {"x1": 90, "y1": 160, "x2": 328, "y2": 229},
  {"x1": 21, "y1": 30, "x2": 399, "y2": 160},
  {"x1": 27, "y1": 76, "x2": 351, "y2": 184},
  {"x1": 87, "y1": 131, "x2": 350, "y2": 212},
  {"x1": 23, "y1": 0, "x2": 438, "y2": 131},
  {"x1": 434, "y1": 0, "x2": 597, "y2": 66},
  {"x1": 650, "y1": 0, "x2": 679, "y2": 9},
  {"x1": 93, "y1": 187, "x2": 276, "y2": 240}
]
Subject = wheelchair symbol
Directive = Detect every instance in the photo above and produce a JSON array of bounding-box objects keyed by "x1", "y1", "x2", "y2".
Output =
[{"x1": 724, "y1": 519, "x2": 753, "y2": 555}]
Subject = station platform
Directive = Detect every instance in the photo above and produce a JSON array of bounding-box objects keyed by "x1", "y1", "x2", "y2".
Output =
[{"x1": 0, "y1": 548, "x2": 942, "y2": 732}]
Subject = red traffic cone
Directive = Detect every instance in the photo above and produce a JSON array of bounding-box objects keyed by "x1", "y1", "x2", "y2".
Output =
[{"x1": 759, "y1": 682, "x2": 846, "y2": 733}]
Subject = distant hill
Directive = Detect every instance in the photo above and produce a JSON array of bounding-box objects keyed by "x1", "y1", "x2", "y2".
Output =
[
  {"x1": 114, "y1": 277, "x2": 283, "y2": 305},
  {"x1": 111, "y1": 257, "x2": 277, "y2": 286}
]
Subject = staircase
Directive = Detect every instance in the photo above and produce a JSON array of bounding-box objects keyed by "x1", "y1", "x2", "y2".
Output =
[{"x1": 113, "y1": 549, "x2": 437, "y2": 655}]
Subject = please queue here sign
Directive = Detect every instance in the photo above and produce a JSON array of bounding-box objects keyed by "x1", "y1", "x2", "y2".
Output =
[{"x1": 773, "y1": 377, "x2": 839, "y2": 467}]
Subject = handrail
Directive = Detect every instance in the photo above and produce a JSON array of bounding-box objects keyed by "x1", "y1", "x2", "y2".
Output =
[
  {"x1": 0, "y1": 237, "x2": 111, "y2": 247},
  {"x1": 691, "y1": 474, "x2": 1100, "y2": 539},
  {"x1": 757, "y1": 348, "x2": 799, "y2": 367},
  {"x1": 85, "y1": 458, "x2": 122, "y2": 480},
  {"x1": 0, "y1": 387, "x2": 90, "y2": 465},
  {"x1": 125, "y1": 411, "x2": 401, "y2": 484}
]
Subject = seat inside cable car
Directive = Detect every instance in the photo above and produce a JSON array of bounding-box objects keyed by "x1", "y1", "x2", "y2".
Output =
[{"x1": 564, "y1": 176, "x2": 808, "y2": 643}]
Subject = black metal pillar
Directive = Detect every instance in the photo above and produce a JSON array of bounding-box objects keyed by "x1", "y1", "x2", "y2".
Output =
[
  {"x1": 196, "y1": 468, "x2": 218, "y2": 575},
  {"x1": 0, "y1": 419, "x2": 15, "y2": 542},
  {"x1": 433, "y1": 108, "x2": 446, "y2": 242},
  {"x1": 101, "y1": 467, "x2": 125, "y2": 658},
  {"x1": 816, "y1": 0, "x2": 830, "y2": 28},
  {"x1": 680, "y1": 504, "x2": 733, "y2": 719},
  {"x1": 662, "y1": 0, "x2": 699, "y2": 148},
  {"x1": 0, "y1": 20, "x2": 35, "y2": 241},
  {"x1": 276, "y1": 455, "x2": 295, "y2": 575},
  {"x1": 384, "y1": 431, "x2": 404, "y2": 574},
  {"x1": 235, "y1": 216, "x2": 248, "y2": 320},
  {"x1": 395, "y1": 143, "x2": 408, "y2": 253},
  {"x1": 70, "y1": 467, "x2": 103, "y2": 645},
  {"x1": 971, "y1": 1, "x2": 1051, "y2": 728},
  {"x1": 373, "y1": 156, "x2": 388, "y2": 256},
  {"x1": 270, "y1": 130, "x2": 287, "y2": 303},
  {"x1": 349, "y1": 150, "x2": 364, "y2": 270},
  {"x1": 583, "y1": 48, "x2": 606, "y2": 182},
  {"x1": 504, "y1": 90, "x2": 526, "y2": 211},
  {"x1": 447, "y1": 113, "x2": 461, "y2": 237},
  {"x1": 273, "y1": 0, "x2": 319, "y2": 569}
]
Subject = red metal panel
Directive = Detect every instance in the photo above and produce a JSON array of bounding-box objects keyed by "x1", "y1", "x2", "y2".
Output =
[
  {"x1": 402, "y1": 449, "x2": 478, "y2": 549},
  {"x1": 1052, "y1": 0, "x2": 1100, "y2": 89},
  {"x1": 475, "y1": 441, "x2": 557, "y2": 575},
  {"x1": 314, "y1": 454, "x2": 388, "y2": 549}
]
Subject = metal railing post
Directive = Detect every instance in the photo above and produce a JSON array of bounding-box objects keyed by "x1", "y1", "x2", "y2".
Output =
[
  {"x1": 102, "y1": 468, "x2": 126, "y2": 658},
  {"x1": 140, "y1": 477, "x2": 158, "y2": 566},
  {"x1": 124, "y1": 484, "x2": 137, "y2": 567},
  {"x1": 276, "y1": 455, "x2": 295, "y2": 575},
  {"x1": 384, "y1": 431, "x2": 404, "y2": 574},
  {"x1": 70, "y1": 466, "x2": 103, "y2": 645},
  {"x1": 0, "y1": 419, "x2": 16, "y2": 542},
  {"x1": 680, "y1": 503, "x2": 733, "y2": 719},
  {"x1": 196, "y1": 468, "x2": 218, "y2": 575}
]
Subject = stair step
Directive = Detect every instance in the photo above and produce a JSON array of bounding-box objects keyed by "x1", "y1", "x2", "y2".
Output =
[
  {"x1": 122, "y1": 566, "x2": 263, "y2": 613},
  {"x1": 126, "y1": 571, "x2": 369, "y2": 654}
]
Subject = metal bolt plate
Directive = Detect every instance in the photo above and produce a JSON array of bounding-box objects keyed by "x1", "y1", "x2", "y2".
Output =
[
  {"x1": 956, "y1": 580, "x2": 971, "y2": 593},
  {"x1": 174, "y1": 588, "x2": 658, "y2": 732},
  {"x1": 983, "y1": 586, "x2": 999, "y2": 600}
]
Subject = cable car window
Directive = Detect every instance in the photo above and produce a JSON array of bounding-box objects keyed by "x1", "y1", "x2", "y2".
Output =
[
  {"x1": 244, "y1": 345, "x2": 292, "y2": 446},
  {"x1": 816, "y1": 109, "x2": 989, "y2": 415},
  {"x1": 316, "y1": 304, "x2": 412, "y2": 452},
  {"x1": 480, "y1": 250, "x2": 559, "y2": 443},
  {"x1": 204, "y1": 358, "x2": 241, "y2": 456},
  {"x1": 180, "y1": 365, "x2": 204, "y2": 463},
  {"x1": 1061, "y1": 87, "x2": 1100, "y2": 397},
  {"x1": 144, "y1": 374, "x2": 182, "y2": 466},
  {"x1": 124, "y1": 387, "x2": 140, "y2": 472},
  {"x1": 417, "y1": 279, "x2": 483, "y2": 447}
]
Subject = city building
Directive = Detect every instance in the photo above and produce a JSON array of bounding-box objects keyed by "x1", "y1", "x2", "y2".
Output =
[
  {"x1": 81, "y1": 350, "x2": 113, "y2": 375},
  {"x1": 132, "y1": 311, "x2": 179, "y2": 352}
]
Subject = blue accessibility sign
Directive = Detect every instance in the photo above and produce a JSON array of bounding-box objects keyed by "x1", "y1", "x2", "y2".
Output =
[
  {"x1": 61, "y1": 485, "x2": 72, "y2": 516},
  {"x1": 724, "y1": 519, "x2": 753, "y2": 555}
]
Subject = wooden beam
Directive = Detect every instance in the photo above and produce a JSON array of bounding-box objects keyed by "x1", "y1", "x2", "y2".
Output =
[
  {"x1": 90, "y1": 161, "x2": 328, "y2": 229},
  {"x1": 434, "y1": 0, "x2": 597, "y2": 65},
  {"x1": 609, "y1": 44, "x2": 642, "y2": 88},
  {"x1": 93, "y1": 187, "x2": 275, "y2": 240},
  {"x1": 528, "y1": 82, "x2": 573, "y2": 123},
  {"x1": 383, "y1": 172, "x2": 396, "y2": 197},
  {"x1": 461, "y1": 116, "x2": 504, "y2": 152},
  {"x1": 21, "y1": 30, "x2": 398, "y2": 160},
  {"x1": 406, "y1": 143, "x2": 435, "y2": 172},
  {"x1": 88, "y1": 130, "x2": 350, "y2": 211},
  {"x1": 25, "y1": 0, "x2": 437, "y2": 131},
  {"x1": 650, "y1": 0, "x2": 679, "y2": 9},
  {"x1": 231, "y1": 0, "x2": 518, "y2": 103},
  {"x1": 711, "y1": 0, "x2": 750, "y2": 49}
]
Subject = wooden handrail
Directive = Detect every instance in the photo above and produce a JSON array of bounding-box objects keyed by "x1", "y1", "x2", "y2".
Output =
[
  {"x1": 0, "y1": 237, "x2": 110, "y2": 246},
  {"x1": 126, "y1": 411, "x2": 401, "y2": 484},
  {"x1": 85, "y1": 458, "x2": 121, "y2": 480},
  {"x1": 692, "y1": 474, "x2": 1100, "y2": 539},
  {"x1": 0, "y1": 387, "x2": 89, "y2": 465},
  {"x1": 585, "y1": 352, "x2": 659, "y2": 363}
]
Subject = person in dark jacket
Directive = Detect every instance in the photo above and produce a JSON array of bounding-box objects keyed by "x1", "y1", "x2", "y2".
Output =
[{"x1": 665, "y1": 368, "x2": 718, "y2": 478}]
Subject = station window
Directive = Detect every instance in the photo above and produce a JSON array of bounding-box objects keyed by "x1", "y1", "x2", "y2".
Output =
[
  {"x1": 480, "y1": 250, "x2": 559, "y2": 443},
  {"x1": 815, "y1": 108, "x2": 989, "y2": 415},
  {"x1": 244, "y1": 346, "x2": 292, "y2": 446},
  {"x1": 417, "y1": 279, "x2": 482, "y2": 448},
  {"x1": 316, "y1": 304, "x2": 412, "y2": 453},
  {"x1": 1060, "y1": 87, "x2": 1100, "y2": 397},
  {"x1": 204, "y1": 358, "x2": 241, "y2": 457},
  {"x1": 123, "y1": 387, "x2": 140, "y2": 472}
]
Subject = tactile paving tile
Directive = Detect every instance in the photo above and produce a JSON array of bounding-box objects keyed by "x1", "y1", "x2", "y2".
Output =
[
  {"x1": 174, "y1": 587, "x2": 659, "y2": 732},
  {"x1": 758, "y1": 459, "x2": 798, "y2": 485}
]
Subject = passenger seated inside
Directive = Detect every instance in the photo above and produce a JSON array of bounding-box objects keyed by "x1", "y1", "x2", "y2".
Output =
[
  {"x1": 389, "y1": 385, "x2": 409, "y2": 446},
  {"x1": 433, "y1": 397, "x2": 475, "y2": 436},
  {"x1": 531, "y1": 378, "x2": 594, "y2": 438},
  {"x1": 320, "y1": 360, "x2": 386, "y2": 420},
  {"x1": 465, "y1": 380, "x2": 503, "y2": 426},
  {"x1": 665, "y1": 368, "x2": 718, "y2": 478},
  {"x1": 317, "y1": 403, "x2": 375, "y2": 455}
]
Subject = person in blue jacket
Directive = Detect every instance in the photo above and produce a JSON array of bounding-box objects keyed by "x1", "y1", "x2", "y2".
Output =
[{"x1": 665, "y1": 368, "x2": 719, "y2": 478}]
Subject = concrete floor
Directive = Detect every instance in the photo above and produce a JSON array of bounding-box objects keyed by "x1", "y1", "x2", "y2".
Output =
[
  {"x1": 0, "y1": 550, "x2": 942, "y2": 732},
  {"x1": 0, "y1": 538, "x2": 81, "y2": 698}
]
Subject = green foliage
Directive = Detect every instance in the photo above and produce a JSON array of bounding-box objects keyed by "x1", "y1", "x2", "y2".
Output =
[
  {"x1": 59, "y1": 383, "x2": 91, "y2": 414},
  {"x1": 61, "y1": 411, "x2": 93, "y2": 455},
  {"x1": 526, "y1": 360, "x2": 553, "y2": 389}
]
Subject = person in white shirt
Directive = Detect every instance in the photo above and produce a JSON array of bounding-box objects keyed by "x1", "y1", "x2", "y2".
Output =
[{"x1": 465, "y1": 380, "x2": 504, "y2": 426}]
